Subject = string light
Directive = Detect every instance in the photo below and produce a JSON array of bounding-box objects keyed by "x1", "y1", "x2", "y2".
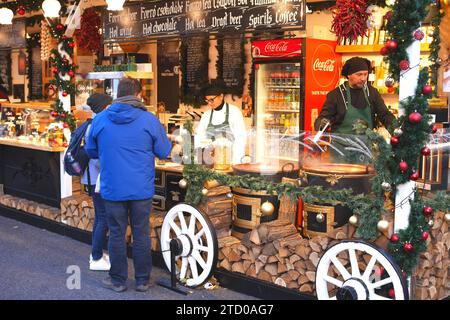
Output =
[
  {"x1": 42, "y1": 0, "x2": 61, "y2": 18},
  {"x1": 0, "y1": 7, "x2": 14, "y2": 25},
  {"x1": 105, "y1": 0, "x2": 126, "y2": 11}
]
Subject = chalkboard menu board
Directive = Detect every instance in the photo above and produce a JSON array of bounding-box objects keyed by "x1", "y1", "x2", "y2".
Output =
[
  {"x1": 104, "y1": 0, "x2": 305, "y2": 41},
  {"x1": 185, "y1": 36, "x2": 208, "y2": 94},
  {"x1": 221, "y1": 36, "x2": 244, "y2": 94},
  {"x1": 31, "y1": 47, "x2": 43, "y2": 99},
  {"x1": 0, "y1": 20, "x2": 26, "y2": 49}
]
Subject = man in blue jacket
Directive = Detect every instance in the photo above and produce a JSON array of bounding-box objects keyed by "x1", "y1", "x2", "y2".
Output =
[{"x1": 85, "y1": 78, "x2": 171, "y2": 292}]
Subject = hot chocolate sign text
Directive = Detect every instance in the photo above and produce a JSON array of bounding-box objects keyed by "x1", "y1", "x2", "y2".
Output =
[{"x1": 104, "y1": 0, "x2": 305, "y2": 41}]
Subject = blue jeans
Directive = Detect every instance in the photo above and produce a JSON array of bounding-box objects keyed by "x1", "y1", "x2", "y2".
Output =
[
  {"x1": 91, "y1": 188, "x2": 109, "y2": 261},
  {"x1": 104, "y1": 199, "x2": 152, "y2": 286}
]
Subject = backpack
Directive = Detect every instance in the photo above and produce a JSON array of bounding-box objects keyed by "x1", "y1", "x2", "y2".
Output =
[{"x1": 64, "y1": 119, "x2": 92, "y2": 177}]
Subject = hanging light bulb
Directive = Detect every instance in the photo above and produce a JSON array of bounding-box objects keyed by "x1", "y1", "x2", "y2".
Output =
[
  {"x1": 0, "y1": 8, "x2": 14, "y2": 25},
  {"x1": 42, "y1": 0, "x2": 61, "y2": 18},
  {"x1": 106, "y1": 0, "x2": 126, "y2": 11}
]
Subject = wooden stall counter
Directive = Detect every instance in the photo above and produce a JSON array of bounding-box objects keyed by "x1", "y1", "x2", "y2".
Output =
[{"x1": 0, "y1": 137, "x2": 66, "y2": 153}]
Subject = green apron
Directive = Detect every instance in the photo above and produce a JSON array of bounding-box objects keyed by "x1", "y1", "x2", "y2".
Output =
[
  {"x1": 331, "y1": 84, "x2": 373, "y2": 163},
  {"x1": 205, "y1": 103, "x2": 233, "y2": 142}
]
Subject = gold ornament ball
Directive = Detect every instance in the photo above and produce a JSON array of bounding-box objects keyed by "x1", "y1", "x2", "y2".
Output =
[
  {"x1": 316, "y1": 213, "x2": 325, "y2": 223},
  {"x1": 202, "y1": 188, "x2": 209, "y2": 196},
  {"x1": 445, "y1": 213, "x2": 450, "y2": 223},
  {"x1": 349, "y1": 215, "x2": 358, "y2": 226},
  {"x1": 377, "y1": 220, "x2": 390, "y2": 232},
  {"x1": 261, "y1": 201, "x2": 275, "y2": 216},
  {"x1": 178, "y1": 179, "x2": 188, "y2": 189}
]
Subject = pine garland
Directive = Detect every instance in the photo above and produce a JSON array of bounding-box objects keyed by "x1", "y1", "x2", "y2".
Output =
[
  {"x1": 383, "y1": 0, "x2": 434, "y2": 82},
  {"x1": 429, "y1": 1, "x2": 443, "y2": 96}
]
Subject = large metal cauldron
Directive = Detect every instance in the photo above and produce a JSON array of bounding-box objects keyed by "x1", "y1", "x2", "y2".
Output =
[
  {"x1": 231, "y1": 187, "x2": 279, "y2": 240},
  {"x1": 232, "y1": 162, "x2": 299, "y2": 183},
  {"x1": 300, "y1": 163, "x2": 375, "y2": 237}
]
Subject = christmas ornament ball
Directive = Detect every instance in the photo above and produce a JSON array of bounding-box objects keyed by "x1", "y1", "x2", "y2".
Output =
[
  {"x1": 387, "y1": 86, "x2": 395, "y2": 93},
  {"x1": 429, "y1": 219, "x2": 434, "y2": 227},
  {"x1": 390, "y1": 233, "x2": 400, "y2": 242},
  {"x1": 421, "y1": 231, "x2": 429, "y2": 241},
  {"x1": 408, "y1": 112, "x2": 422, "y2": 124},
  {"x1": 380, "y1": 46, "x2": 389, "y2": 56},
  {"x1": 393, "y1": 128, "x2": 403, "y2": 137},
  {"x1": 409, "y1": 171, "x2": 419, "y2": 181},
  {"x1": 403, "y1": 242, "x2": 413, "y2": 252},
  {"x1": 390, "y1": 136, "x2": 400, "y2": 146},
  {"x1": 381, "y1": 182, "x2": 392, "y2": 192},
  {"x1": 316, "y1": 213, "x2": 325, "y2": 223},
  {"x1": 377, "y1": 220, "x2": 389, "y2": 232},
  {"x1": 414, "y1": 29, "x2": 425, "y2": 41},
  {"x1": 178, "y1": 179, "x2": 188, "y2": 189},
  {"x1": 386, "y1": 39, "x2": 398, "y2": 51},
  {"x1": 421, "y1": 147, "x2": 431, "y2": 156},
  {"x1": 431, "y1": 124, "x2": 438, "y2": 134},
  {"x1": 444, "y1": 213, "x2": 450, "y2": 223},
  {"x1": 423, "y1": 206, "x2": 433, "y2": 216},
  {"x1": 422, "y1": 85, "x2": 433, "y2": 95},
  {"x1": 261, "y1": 201, "x2": 275, "y2": 216},
  {"x1": 202, "y1": 188, "x2": 209, "y2": 196},
  {"x1": 399, "y1": 161, "x2": 409, "y2": 172},
  {"x1": 385, "y1": 77, "x2": 395, "y2": 88},
  {"x1": 399, "y1": 60, "x2": 410, "y2": 71},
  {"x1": 388, "y1": 288, "x2": 395, "y2": 298},
  {"x1": 349, "y1": 215, "x2": 358, "y2": 226}
]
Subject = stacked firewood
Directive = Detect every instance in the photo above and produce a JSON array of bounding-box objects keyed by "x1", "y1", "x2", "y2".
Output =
[
  {"x1": 149, "y1": 211, "x2": 165, "y2": 251},
  {"x1": 0, "y1": 194, "x2": 61, "y2": 222},
  {"x1": 61, "y1": 194, "x2": 94, "y2": 231},
  {"x1": 415, "y1": 211, "x2": 449, "y2": 300}
]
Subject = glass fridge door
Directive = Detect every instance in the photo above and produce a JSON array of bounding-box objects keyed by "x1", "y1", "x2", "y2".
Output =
[{"x1": 254, "y1": 62, "x2": 301, "y2": 163}]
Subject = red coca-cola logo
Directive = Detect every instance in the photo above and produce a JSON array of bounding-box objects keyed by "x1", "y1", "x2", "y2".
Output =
[
  {"x1": 264, "y1": 41, "x2": 289, "y2": 53},
  {"x1": 311, "y1": 44, "x2": 339, "y2": 88},
  {"x1": 313, "y1": 59, "x2": 335, "y2": 72}
]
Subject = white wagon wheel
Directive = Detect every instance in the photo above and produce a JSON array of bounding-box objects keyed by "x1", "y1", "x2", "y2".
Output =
[
  {"x1": 316, "y1": 240, "x2": 408, "y2": 300},
  {"x1": 160, "y1": 203, "x2": 218, "y2": 287}
]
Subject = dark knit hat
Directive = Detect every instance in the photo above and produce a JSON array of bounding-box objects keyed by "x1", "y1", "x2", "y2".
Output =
[
  {"x1": 203, "y1": 79, "x2": 226, "y2": 97},
  {"x1": 87, "y1": 93, "x2": 112, "y2": 114},
  {"x1": 341, "y1": 57, "x2": 371, "y2": 77}
]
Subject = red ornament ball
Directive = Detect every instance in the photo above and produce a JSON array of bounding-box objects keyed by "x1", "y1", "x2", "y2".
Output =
[
  {"x1": 50, "y1": 111, "x2": 58, "y2": 118},
  {"x1": 421, "y1": 231, "x2": 429, "y2": 241},
  {"x1": 422, "y1": 85, "x2": 433, "y2": 95},
  {"x1": 408, "y1": 112, "x2": 422, "y2": 124},
  {"x1": 423, "y1": 206, "x2": 433, "y2": 216},
  {"x1": 390, "y1": 233, "x2": 400, "y2": 242},
  {"x1": 63, "y1": 122, "x2": 69, "y2": 129},
  {"x1": 388, "y1": 288, "x2": 395, "y2": 298},
  {"x1": 414, "y1": 29, "x2": 425, "y2": 41},
  {"x1": 384, "y1": 11, "x2": 393, "y2": 21},
  {"x1": 63, "y1": 142, "x2": 68, "y2": 148},
  {"x1": 387, "y1": 86, "x2": 395, "y2": 93},
  {"x1": 399, "y1": 60, "x2": 410, "y2": 71},
  {"x1": 403, "y1": 242, "x2": 413, "y2": 252},
  {"x1": 68, "y1": 71, "x2": 75, "y2": 77},
  {"x1": 62, "y1": 92, "x2": 68, "y2": 97},
  {"x1": 409, "y1": 171, "x2": 419, "y2": 181},
  {"x1": 17, "y1": 6, "x2": 26, "y2": 15},
  {"x1": 431, "y1": 124, "x2": 438, "y2": 134},
  {"x1": 421, "y1": 146, "x2": 431, "y2": 156},
  {"x1": 390, "y1": 136, "x2": 400, "y2": 146},
  {"x1": 380, "y1": 46, "x2": 389, "y2": 56},
  {"x1": 399, "y1": 161, "x2": 409, "y2": 172},
  {"x1": 53, "y1": 67, "x2": 59, "y2": 74},
  {"x1": 386, "y1": 39, "x2": 398, "y2": 51},
  {"x1": 56, "y1": 24, "x2": 64, "y2": 30},
  {"x1": 69, "y1": 42, "x2": 76, "y2": 48}
]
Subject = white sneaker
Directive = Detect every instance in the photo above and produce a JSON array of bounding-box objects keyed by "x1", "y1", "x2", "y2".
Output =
[
  {"x1": 89, "y1": 254, "x2": 111, "y2": 271},
  {"x1": 102, "y1": 253, "x2": 110, "y2": 264}
]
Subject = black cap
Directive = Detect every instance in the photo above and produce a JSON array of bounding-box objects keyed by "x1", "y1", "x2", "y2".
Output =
[
  {"x1": 87, "y1": 93, "x2": 113, "y2": 114},
  {"x1": 341, "y1": 57, "x2": 371, "y2": 77}
]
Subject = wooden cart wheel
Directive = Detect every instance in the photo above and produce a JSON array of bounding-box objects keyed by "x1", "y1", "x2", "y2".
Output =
[
  {"x1": 160, "y1": 203, "x2": 218, "y2": 287},
  {"x1": 316, "y1": 240, "x2": 408, "y2": 300}
]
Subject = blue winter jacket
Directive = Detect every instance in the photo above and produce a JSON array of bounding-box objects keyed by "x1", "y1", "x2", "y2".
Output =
[{"x1": 85, "y1": 103, "x2": 171, "y2": 201}]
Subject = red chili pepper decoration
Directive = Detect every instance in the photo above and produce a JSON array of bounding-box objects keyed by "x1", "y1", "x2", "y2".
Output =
[{"x1": 331, "y1": 0, "x2": 370, "y2": 44}]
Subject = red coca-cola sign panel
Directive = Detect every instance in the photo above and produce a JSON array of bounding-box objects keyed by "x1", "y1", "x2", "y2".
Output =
[{"x1": 252, "y1": 39, "x2": 301, "y2": 59}]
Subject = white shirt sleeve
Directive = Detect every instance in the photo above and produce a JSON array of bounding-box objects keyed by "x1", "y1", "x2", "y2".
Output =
[
  {"x1": 194, "y1": 110, "x2": 212, "y2": 149},
  {"x1": 228, "y1": 104, "x2": 247, "y2": 164}
]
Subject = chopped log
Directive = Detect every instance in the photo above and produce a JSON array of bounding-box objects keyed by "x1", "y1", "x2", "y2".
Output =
[
  {"x1": 246, "y1": 265, "x2": 257, "y2": 278},
  {"x1": 257, "y1": 270, "x2": 272, "y2": 283},
  {"x1": 277, "y1": 262, "x2": 287, "y2": 274},
  {"x1": 297, "y1": 275, "x2": 309, "y2": 286},
  {"x1": 262, "y1": 243, "x2": 277, "y2": 256},
  {"x1": 288, "y1": 270, "x2": 300, "y2": 281},
  {"x1": 274, "y1": 277, "x2": 287, "y2": 288},
  {"x1": 242, "y1": 260, "x2": 252, "y2": 273},
  {"x1": 278, "y1": 195, "x2": 297, "y2": 225},
  {"x1": 255, "y1": 261, "x2": 264, "y2": 275},
  {"x1": 231, "y1": 262, "x2": 245, "y2": 274},
  {"x1": 294, "y1": 260, "x2": 306, "y2": 274},
  {"x1": 299, "y1": 284, "x2": 313, "y2": 293},
  {"x1": 248, "y1": 229, "x2": 261, "y2": 245},
  {"x1": 285, "y1": 258, "x2": 294, "y2": 271},
  {"x1": 415, "y1": 287, "x2": 429, "y2": 300},
  {"x1": 258, "y1": 254, "x2": 268, "y2": 264},
  {"x1": 219, "y1": 259, "x2": 231, "y2": 271},
  {"x1": 295, "y1": 245, "x2": 311, "y2": 260},
  {"x1": 267, "y1": 223, "x2": 297, "y2": 243},
  {"x1": 278, "y1": 247, "x2": 290, "y2": 258},
  {"x1": 289, "y1": 254, "x2": 301, "y2": 265},
  {"x1": 267, "y1": 256, "x2": 278, "y2": 263},
  {"x1": 428, "y1": 286, "x2": 438, "y2": 300},
  {"x1": 287, "y1": 281, "x2": 298, "y2": 289},
  {"x1": 257, "y1": 224, "x2": 269, "y2": 244},
  {"x1": 264, "y1": 263, "x2": 278, "y2": 276},
  {"x1": 218, "y1": 236, "x2": 240, "y2": 249},
  {"x1": 241, "y1": 253, "x2": 254, "y2": 262},
  {"x1": 278, "y1": 233, "x2": 304, "y2": 248},
  {"x1": 306, "y1": 271, "x2": 316, "y2": 282},
  {"x1": 309, "y1": 252, "x2": 320, "y2": 267},
  {"x1": 309, "y1": 241, "x2": 322, "y2": 253},
  {"x1": 228, "y1": 249, "x2": 241, "y2": 263},
  {"x1": 251, "y1": 245, "x2": 262, "y2": 258}
]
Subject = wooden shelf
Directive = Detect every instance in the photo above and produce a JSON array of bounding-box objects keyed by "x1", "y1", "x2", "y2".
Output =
[
  {"x1": 336, "y1": 43, "x2": 430, "y2": 53},
  {"x1": 0, "y1": 102, "x2": 52, "y2": 110}
]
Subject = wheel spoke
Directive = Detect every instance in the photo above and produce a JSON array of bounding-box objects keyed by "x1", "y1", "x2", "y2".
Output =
[
  {"x1": 196, "y1": 244, "x2": 209, "y2": 252},
  {"x1": 192, "y1": 250, "x2": 207, "y2": 270},
  {"x1": 188, "y1": 256, "x2": 199, "y2": 279},
  {"x1": 331, "y1": 256, "x2": 351, "y2": 280},
  {"x1": 195, "y1": 228, "x2": 205, "y2": 240},
  {"x1": 179, "y1": 257, "x2": 188, "y2": 280},
  {"x1": 348, "y1": 248, "x2": 360, "y2": 277},
  {"x1": 323, "y1": 275, "x2": 343, "y2": 287},
  {"x1": 370, "y1": 277, "x2": 393, "y2": 289},
  {"x1": 362, "y1": 256, "x2": 377, "y2": 280},
  {"x1": 168, "y1": 220, "x2": 181, "y2": 236},
  {"x1": 188, "y1": 214, "x2": 197, "y2": 236},
  {"x1": 178, "y1": 211, "x2": 188, "y2": 232}
]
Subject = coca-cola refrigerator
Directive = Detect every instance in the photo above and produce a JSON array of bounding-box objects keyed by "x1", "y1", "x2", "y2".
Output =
[{"x1": 251, "y1": 38, "x2": 342, "y2": 163}]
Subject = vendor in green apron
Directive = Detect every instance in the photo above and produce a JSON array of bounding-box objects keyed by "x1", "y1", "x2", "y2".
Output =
[
  {"x1": 314, "y1": 57, "x2": 395, "y2": 163},
  {"x1": 195, "y1": 80, "x2": 247, "y2": 165}
]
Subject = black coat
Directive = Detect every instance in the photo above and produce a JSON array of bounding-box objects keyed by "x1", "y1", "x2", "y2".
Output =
[{"x1": 314, "y1": 82, "x2": 395, "y2": 132}]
